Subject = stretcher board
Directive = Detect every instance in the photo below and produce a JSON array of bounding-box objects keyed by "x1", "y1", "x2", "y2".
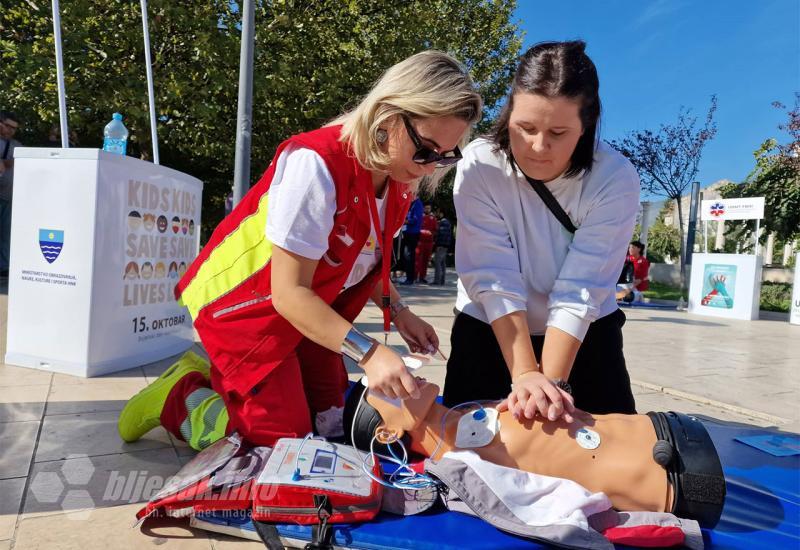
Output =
[{"x1": 191, "y1": 417, "x2": 800, "y2": 549}]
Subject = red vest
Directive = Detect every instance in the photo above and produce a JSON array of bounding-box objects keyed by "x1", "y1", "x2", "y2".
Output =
[{"x1": 176, "y1": 126, "x2": 413, "y2": 396}]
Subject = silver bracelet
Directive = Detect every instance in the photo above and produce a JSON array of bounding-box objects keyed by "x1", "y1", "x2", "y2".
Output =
[
  {"x1": 389, "y1": 300, "x2": 410, "y2": 321},
  {"x1": 341, "y1": 327, "x2": 378, "y2": 364}
]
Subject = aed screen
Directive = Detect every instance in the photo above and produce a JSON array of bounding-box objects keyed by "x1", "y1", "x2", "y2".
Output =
[{"x1": 314, "y1": 455, "x2": 333, "y2": 470}]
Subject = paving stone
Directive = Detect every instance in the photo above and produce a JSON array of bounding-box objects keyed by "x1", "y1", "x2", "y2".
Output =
[
  {"x1": 0, "y1": 384, "x2": 48, "y2": 422},
  {"x1": 35, "y1": 410, "x2": 171, "y2": 463},
  {"x1": 0, "y1": 477, "x2": 26, "y2": 540},
  {"x1": 14, "y1": 502, "x2": 213, "y2": 549},
  {"x1": 46, "y1": 378, "x2": 146, "y2": 416},
  {"x1": 0, "y1": 364, "x2": 52, "y2": 388},
  {"x1": 24, "y1": 447, "x2": 182, "y2": 515},
  {"x1": 0, "y1": 421, "x2": 39, "y2": 479}
]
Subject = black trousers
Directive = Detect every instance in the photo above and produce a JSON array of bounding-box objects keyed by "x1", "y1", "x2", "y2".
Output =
[
  {"x1": 442, "y1": 309, "x2": 636, "y2": 414},
  {"x1": 402, "y1": 232, "x2": 419, "y2": 281}
]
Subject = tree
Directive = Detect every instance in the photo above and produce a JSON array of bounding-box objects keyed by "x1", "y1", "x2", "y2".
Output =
[
  {"x1": 719, "y1": 94, "x2": 800, "y2": 246},
  {"x1": 645, "y1": 205, "x2": 680, "y2": 264},
  {"x1": 610, "y1": 96, "x2": 718, "y2": 288},
  {"x1": 0, "y1": 0, "x2": 521, "y2": 240}
]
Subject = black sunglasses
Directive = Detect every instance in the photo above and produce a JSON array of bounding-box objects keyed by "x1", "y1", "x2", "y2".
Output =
[{"x1": 402, "y1": 115, "x2": 462, "y2": 167}]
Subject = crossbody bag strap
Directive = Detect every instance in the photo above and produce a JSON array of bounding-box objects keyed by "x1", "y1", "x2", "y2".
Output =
[{"x1": 524, "y1": 174, "x2": 577, "y2": 234}]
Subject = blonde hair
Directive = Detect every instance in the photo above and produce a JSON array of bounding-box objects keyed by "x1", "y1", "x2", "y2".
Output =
[{"x1": 330, "y1": 51, "x2": 482, "y2": 191}]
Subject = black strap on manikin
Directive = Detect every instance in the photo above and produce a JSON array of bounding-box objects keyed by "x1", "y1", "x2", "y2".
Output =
[{"x1": 524, "y1": 174, "x2": 577, "y2": 234}]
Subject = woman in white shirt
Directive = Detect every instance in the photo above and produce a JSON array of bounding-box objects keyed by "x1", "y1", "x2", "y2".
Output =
[{"x1": 443, "y1": 41, "x2": 639, "y2": 420}]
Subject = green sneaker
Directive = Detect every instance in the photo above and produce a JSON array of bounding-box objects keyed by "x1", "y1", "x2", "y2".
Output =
[{"x1": 118, "y1": 351, "x2": 210, "y2": 442}]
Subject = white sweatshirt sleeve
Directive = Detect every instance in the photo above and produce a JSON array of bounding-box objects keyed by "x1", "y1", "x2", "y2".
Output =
[
  {"x1": 454, "y1": 150, "x2": 527, "y2": 323},
  {"x1": 265, "y1": 146, "x2": 336, "y2": 260},
  {"x1": 546, "y1": 163, "x2": 640, "y2": 340}
]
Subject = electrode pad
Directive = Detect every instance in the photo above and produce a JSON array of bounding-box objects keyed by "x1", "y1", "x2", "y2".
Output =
[
  {"x1": 455, "y1": 408, "x2": 500, "y2": 449},
  {"x1": 576, "y1": 427, "x2": 601, "y2": 450}
]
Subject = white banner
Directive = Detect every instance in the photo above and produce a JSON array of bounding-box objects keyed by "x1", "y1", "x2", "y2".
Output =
[
  {"x1": 701, "y1": 197, "x2": 765, "y2": 221},
  {"x1": 6, "y1": 148, "x2": 202, "y2": 377},
  {"x1": 791, "y1": 253, "x2": 800, "y2": 326}
]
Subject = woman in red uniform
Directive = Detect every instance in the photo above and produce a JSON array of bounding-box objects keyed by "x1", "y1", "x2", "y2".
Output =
[{"x1": 118, "y1": 51, "x2": 482, "y2": 450}]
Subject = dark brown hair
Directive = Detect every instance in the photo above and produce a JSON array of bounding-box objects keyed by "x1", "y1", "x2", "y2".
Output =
[{"x1": 491, "y1": 40, "x2": 601, "y2": 178}]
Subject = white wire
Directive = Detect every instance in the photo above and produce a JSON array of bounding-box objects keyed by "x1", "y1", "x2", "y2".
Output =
[
  {"x1": 293, "y1": 432, "x2": 327, "y2": 477},
  {"x1": 349, "y1": 384, "x2": 438, "y2": 491}
]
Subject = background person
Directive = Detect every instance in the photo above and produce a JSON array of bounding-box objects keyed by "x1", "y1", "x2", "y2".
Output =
[
  {"x1": 443, "y1": 41, "x2": 640, "y2": 419},
  {"x1": 401, "y1": 197, "x2": 423, "y2": 284},
  {"x1": 119, "y1": 51, "x2": 482, "y2": 451},
  {"x1": 0, "y1": 110, "x2": 21, "y2": 278},
  {"x1": 432, "y1": 209, "x2": 453, "y2": 285},
  {"x1": 415, "y1": 202, "x2": 438, "y2": 283},
  {"x1": 626, "y1": 240, "x2": 650, "y2": 301}
]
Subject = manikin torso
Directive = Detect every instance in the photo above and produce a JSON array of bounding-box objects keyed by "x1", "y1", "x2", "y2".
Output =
[{"x1": 367, "y1": 384, "x2": 670, "y2": 513}]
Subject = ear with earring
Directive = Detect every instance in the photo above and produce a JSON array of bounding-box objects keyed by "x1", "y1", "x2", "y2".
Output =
[{"x1": 376, "y1": 128, "x2": 388, "y2": 144}]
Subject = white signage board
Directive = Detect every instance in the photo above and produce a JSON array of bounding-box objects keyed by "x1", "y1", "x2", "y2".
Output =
[
  {"x1": 791, "y1": 253, "x2": 800, "y2": 326},
  {"x1": 700, "y1": 197, "x2": 765, "y2": 221},
  {"x1": 688, "y1": 253, "x2": 762, "y2": 321},
  {"x1": 6, "y1": 148, "x2": 202, "y2": 377}
]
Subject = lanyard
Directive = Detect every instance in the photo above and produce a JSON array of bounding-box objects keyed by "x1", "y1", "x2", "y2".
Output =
[{"x1": 364, "y1": 177, "x2": 395, "y2": 338}]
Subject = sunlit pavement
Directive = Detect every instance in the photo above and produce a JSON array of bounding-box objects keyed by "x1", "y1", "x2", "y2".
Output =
[{"x1": 0, "y1": 273, "x2": 797, "y2": 548}]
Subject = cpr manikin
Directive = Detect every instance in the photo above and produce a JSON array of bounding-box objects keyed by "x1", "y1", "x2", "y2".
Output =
[{"x1": 343, "y1": 380, "x2": 725, "y2": 528}]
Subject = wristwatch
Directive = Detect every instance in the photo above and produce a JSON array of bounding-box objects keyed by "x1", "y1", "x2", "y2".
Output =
[
  {"x1": 341, "y1": 327, "x2": 379, "y2": 364},
  {"x1": 389, "y1": 300, "x2": 410, "y2": 321},
  {"x1": 552, "y1": 378, "x2": 573, "y2": 395}
]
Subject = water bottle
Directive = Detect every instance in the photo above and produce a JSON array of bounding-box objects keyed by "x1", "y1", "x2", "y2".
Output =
[{"x1": 103, "y1": 113, "x2": 128, "y2": 155}]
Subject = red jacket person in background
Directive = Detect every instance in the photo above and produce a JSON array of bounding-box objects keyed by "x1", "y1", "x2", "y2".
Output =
[
  {"x1": 118, "y1": 51, "x2": 482, "y2": 450},
  {"x1": 628, "y1": 240, "x2": 650, "y2": 292},
  {"x1": 415, "y1": 203, "x2": 438, "y2": 283}
]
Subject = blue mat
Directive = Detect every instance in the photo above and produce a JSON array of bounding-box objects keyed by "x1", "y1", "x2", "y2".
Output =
[
  {"x1": 194, "y1": 418, "x2": 800, "y2": 549},
  {"x1": 617, "y1": 301, "x2": 678, "y2": 310}
]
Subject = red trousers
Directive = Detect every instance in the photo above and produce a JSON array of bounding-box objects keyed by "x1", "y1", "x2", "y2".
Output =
[
  {"x1": 163, "y1": 338, "x2": 349, "y2": 448},
  {"x1": 415, "y1": 240, "x2": 434, "y2": 281}
]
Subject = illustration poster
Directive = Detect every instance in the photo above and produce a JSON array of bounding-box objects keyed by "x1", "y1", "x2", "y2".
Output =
[{"x1": 701, "y1": 263, "x2": 737, "y2": 309}]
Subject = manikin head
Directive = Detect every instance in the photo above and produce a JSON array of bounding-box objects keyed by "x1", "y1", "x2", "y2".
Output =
[{"x1": 344, "y1": 379, "x2": 440, "y2": 454}]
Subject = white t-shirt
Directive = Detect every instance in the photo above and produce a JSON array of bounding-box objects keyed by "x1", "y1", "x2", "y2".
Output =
[
  {"x1": 454, "y1": 138, "x2": 640, "y2": 341},
  {"x1": 265, "y1": 145, "x2": 386, "y2": 289}
]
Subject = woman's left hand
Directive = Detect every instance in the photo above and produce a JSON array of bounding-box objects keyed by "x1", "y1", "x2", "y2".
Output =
[{"x1": 393, "y1": 308, "x2": 440, "y2": 355}]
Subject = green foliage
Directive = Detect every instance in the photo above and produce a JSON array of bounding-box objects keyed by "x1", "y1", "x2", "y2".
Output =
[
  {"x1": 759, "y1": 282, "x2": 792, "y2": 313},
  {"x1": 643, "y1": 281, "x2": 683, "y2": 301},
  {"x1": 645, "y1": 205, "x2": 680, "y2": 264},
  {"x1": 1, "y1": 0, "x2": 521, "y2": 238},
  {"x1": 645, "y1": 280, "x2": 792, "y2": 313},
  {"x1": 720, "y1": 96, "x2": 800, "y2": 246}
]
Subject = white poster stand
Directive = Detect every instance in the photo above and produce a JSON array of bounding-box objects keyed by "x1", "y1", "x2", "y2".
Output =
[
  {"x1": 791, "y1": 253, "x2": 800, "y2": 326},
  {"x1": 5, "y1": 148, "x2": 202, "y2": 377},
  {"x1": 688, "y1": 253, "x2": 762, "y2": 320},
  {"x1": 689, "y1": 198, "x2": 765, "y2": 321}
]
